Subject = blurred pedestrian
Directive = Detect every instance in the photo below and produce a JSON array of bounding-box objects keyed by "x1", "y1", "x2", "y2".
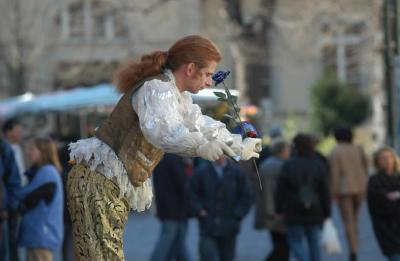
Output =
[
  {"x1": 246, "y1": 124, "x2": 281, "y2": 184},
  {"x1": 0, "y1": 137, "x2": 21, "y2": 260},
  {"x1": 368, "y1": 146, "x2": 400, "y2": 261},
  {"x1": 150, "y1": 154, "x2": 193, "y2": 261},
  {"x1": 67, "y1": 35, "x2": 261, "y2": 260},
  {"x1": 276, "y1": 133, "x2": 331, "y2": 261},
  {"x1": 257, "y1": 139, "x2": 290, "y2": 261},
  {"x1": 17, "y1": 137, "x2": 64, "y2": 261},
  {"x1": 3, "y1": 118, "x2": 27, "y2": 261},
  {"x1": 190, "y1": 156, "x2": 253, "y2": 261},
  {"x1": 252, "y1": 124, "x2": 283, "y2": 233},
  {"x1": 3, "y1": 118, "x2": 27, "y2": 185},
  {"x1": 330, "y1": 126, "x2": 368, "y2": 261},
  {"x1": 257, "y1": 124, "x2": 283, "y2": 166}
]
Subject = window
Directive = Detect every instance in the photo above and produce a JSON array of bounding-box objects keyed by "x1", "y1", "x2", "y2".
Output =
[
  {"x1": 322, "y1": 22, "x2": 364, "y2": 88},
  {"x1": 69, "y1": 2, "x2": 85, "y2": 39},
  {"x1": 58, "y1": 0, "x2": 127, "y2": 42},
  {"x1": 93, "y1": 7, "x2": 127, "y2": 40}
]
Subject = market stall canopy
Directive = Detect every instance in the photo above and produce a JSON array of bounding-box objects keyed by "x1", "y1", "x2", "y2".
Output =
[{"x1": 0, "y1": 84, "x2": 239, "y2": 119}]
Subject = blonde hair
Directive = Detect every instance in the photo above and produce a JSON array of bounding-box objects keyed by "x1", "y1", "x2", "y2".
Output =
[
  {"x1": 33, "y1": 137, "x2": 62, "y2": 173},
  {"x1": 373, "y1": 146, "x2": 400, "y2": 173},
  {"x1": 114, "y1": 35, "x2": 222, "y2": 94}
]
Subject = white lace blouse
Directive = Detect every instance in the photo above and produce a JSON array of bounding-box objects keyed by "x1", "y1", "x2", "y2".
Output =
[{"x1": 69, "y1": 70, "x2": 243, "y2": 212}]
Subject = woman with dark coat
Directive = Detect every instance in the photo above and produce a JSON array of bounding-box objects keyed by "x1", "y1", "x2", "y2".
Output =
[{"x1": 368, "y1": 146, "x2": 400, "y2": 261}]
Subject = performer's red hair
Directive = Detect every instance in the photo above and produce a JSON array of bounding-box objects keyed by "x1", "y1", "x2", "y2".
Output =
[{"x1": 114, "y1": 35, "x2": 222, "y2": 94}]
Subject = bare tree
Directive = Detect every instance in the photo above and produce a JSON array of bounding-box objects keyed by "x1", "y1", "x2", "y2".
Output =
[
  {"x1": 222, "y1": 0, "x2": 276, "y2": 106},
  {"x1": 0, "y1": 0, "x2": 60, "y2": 96}
]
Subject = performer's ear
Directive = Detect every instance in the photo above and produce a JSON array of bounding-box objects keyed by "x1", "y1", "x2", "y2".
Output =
[{"x1": 186, "y1": 62, "x2": 197, "y2": 77}]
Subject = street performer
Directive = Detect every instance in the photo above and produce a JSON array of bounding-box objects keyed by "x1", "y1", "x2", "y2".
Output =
[{"x1": 67, "y1": 35, "x2": 261, "y2": 260}]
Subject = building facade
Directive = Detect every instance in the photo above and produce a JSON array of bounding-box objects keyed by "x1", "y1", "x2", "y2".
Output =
[
  {"x1": 236, "y1": 0, "x2": 384, "y2": 144},
  {"x1": 0, "y1": 0, "x2": 236, "y2": 97}
]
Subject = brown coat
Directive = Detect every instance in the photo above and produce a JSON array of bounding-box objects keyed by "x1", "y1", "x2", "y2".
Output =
[
  {"x1": 96, "y1": 75, "x2": 168, "y2": 187},
  {"x1": 330, "y1": 143, "x2": 368, "y2": 196}
]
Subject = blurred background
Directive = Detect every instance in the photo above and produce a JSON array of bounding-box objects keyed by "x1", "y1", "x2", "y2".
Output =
[
  {"x1": 0, "y1": 0, "x2": 399, "y2": 260},
  {"x1": 0, "y1": 0, "x2": 394, "y2": 148}
]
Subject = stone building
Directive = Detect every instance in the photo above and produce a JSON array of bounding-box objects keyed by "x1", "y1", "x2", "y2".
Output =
[
  {"x1": 0, "y1": 0, "x2": 236, "y2": 97},
  {"x1": 233, "y1": 0, "x2": 385, "y2": 143},
  {"x1": 0, "y1": 0, "x2": 238, "y2": 137}
]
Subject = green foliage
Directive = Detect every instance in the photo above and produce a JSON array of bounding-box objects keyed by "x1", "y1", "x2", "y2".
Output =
[
  {"x1": 310, "y1": 75, "x2": 371, "y2": 135},
  {"x1": 282, "y1": 113, "x2": 300, "y2": 140},
  {"x1": 214, "y1": 91, "x2": 227, "y2": 100},
  {"x1": 316, "y1": 136, "x2": 336, "y2": 156}
]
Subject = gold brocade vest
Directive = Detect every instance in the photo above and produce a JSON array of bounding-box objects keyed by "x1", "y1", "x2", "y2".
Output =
[{"x1": 95, "y1": 74, "x2": 168, "y2": 187}]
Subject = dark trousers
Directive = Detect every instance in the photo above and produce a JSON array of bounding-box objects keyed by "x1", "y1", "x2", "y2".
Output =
[
  {"x1": 0, "y1": 221, "x2": 7, "y2": 261},
  {"x1": 287, "y1": 224, "x2": 321, "y2": 261},
  {"x1": 8, "y1": 210, "x2": 19, "y2": 261},
  {"x1": 199, "y1": 234, "x2": 236, "y2": 261},
  {"x1": 266, "y1": 231, "x2": 290, "y2": 261},
  {"x1": 62, "y1": 222, "x2": 75, "y2": 261}
]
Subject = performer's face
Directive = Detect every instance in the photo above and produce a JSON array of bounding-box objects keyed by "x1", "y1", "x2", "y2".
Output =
[{"x1": 185, "y1": 61, "x2": 217, "y2": 94}]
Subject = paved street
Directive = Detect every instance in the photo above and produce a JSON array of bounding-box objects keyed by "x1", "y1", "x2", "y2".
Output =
[{"x1": 124, "y1": 202, "x2": 386, "y2": 261}]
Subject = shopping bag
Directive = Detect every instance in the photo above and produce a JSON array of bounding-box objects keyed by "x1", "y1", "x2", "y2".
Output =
[{"x1": 321, "y1": 218, "x2": 342, "y2": 255}]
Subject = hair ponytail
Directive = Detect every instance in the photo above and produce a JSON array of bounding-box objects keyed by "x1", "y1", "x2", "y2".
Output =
[
  {"x1": 114, "y1": 35, "x2": 221, "y2": 94},
  {"x1": 114, "y1": 51, "x2": 168, "y2": 94}
]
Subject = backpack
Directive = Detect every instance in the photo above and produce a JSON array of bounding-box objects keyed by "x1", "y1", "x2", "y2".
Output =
[
  {"x1": 295, "y1": 161, "x2": 319, "y2": 210},
  {"x1": 298, "y1": 181, "x2": 318, "y2": 209}
]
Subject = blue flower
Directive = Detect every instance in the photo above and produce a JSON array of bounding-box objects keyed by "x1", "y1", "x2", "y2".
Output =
[{"x1": 212, "y1": 70, "x2": 230, "y2": 86}]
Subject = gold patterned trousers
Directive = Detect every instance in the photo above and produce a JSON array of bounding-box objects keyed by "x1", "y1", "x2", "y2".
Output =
[{"x1": 67, "y1": 164, "x2": 130, "y2": 261}]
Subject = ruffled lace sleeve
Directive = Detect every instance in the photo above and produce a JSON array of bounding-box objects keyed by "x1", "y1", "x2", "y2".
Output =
[
  {"x1": 132, "y1": 79, "x2": 208, "y2": 156},
  {"x1": 181, "y1": 93, "x2": 243, "y2": 154}
]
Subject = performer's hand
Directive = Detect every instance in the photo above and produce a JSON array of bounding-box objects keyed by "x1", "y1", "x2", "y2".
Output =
[
  {"x1": 240, "y1": 138, "x2": 262, "y2": 160},
  {"x1": 196, "y1": 140, "x2": 236, "y2": 161}
]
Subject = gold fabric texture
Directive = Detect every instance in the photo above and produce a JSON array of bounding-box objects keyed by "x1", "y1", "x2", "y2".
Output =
[
  {"x1": 67, "y1": 164, "x2": 129, "y2": 261},
  {"x1": 95, "y1": 75, "x2": 167, "y2": 187}
]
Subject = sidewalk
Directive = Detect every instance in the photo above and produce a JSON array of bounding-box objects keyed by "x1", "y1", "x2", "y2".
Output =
[{"x1": 124, "y1": 203, "x2": 385, "y2": 261}]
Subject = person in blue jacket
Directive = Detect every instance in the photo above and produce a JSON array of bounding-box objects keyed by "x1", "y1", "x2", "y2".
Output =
[
  {"x1": 190, "y1": 156, "x2": 253, "y2": 261},
  {"x1": 17, "y1": 137, "x2": 64, "y2": 261},
  {"x1": 0, "y1": 137, "x2": 22, "y2": 259}
]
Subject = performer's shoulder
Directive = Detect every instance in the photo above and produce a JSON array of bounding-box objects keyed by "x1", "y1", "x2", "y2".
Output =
[{"x1": 143, "y1": 77, "x2": 173, "y2": 90}]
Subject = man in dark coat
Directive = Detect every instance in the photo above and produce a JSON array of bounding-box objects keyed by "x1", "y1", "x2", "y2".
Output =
[
  {"x1": 0, "y1": 137, "x2": 21, "y2": 261},
  {"x1": 151, "y1": 153, "x2": 193, "y2": 261},
  {"x1": 190, "y1": 156, "x2": 253, "y2": 261}
]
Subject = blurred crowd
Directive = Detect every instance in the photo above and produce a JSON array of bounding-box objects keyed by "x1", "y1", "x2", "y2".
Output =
[
  {"x1": 1, "y1": 118, "x2": 400, "y2": 261},
  {"x1": 0, "y1": 118, "x2": 70, "y2": 261},
  {"x1": 150, "y1": 125, "x2": 400, "y2": 261}
]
